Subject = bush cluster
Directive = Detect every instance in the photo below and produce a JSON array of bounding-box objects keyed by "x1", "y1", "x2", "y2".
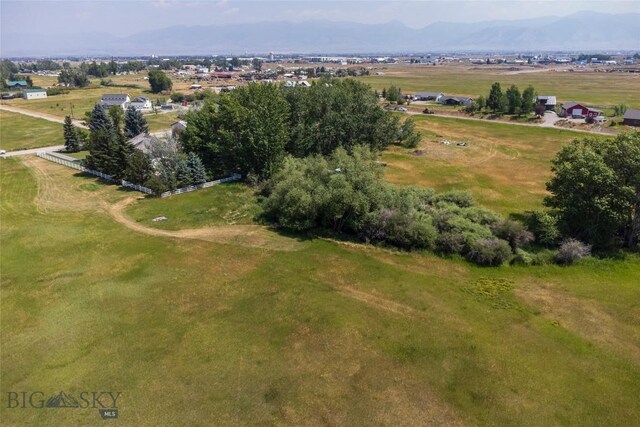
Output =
[{"x1": 262, "y1": 146, "x2": 527, "y2": 266}]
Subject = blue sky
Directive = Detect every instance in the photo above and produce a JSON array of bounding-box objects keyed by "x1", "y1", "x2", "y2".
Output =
[{"x1": 2, "y1": 0, "x2": 639, "y2": 36}]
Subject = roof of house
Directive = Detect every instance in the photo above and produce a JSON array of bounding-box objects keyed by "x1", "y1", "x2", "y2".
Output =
[
  {"x1": 537, "y1": 95, "x2": 557, "y2": 104},
  {"x1": 100, "y1": 94, "x2": 130, "y2": 102},
  {"x1": 128, "y1": 133, "x2": 156, "y2": 154},
  {"x1": 7, "y1": 80, "x2": 28, "y2": 87},
  {"x1": 24, "y1": 88, "x2": 46, "y2": 93},
  {"x1": 171, "y1": 120, "x2": 187, "y2": 129},
  {"x1": 623, "y1": 108, "x2": 640, "y2": 120},
  {"x1": 415, "y1": 92, "x2": 443, "y2": 97},
  {"x1": 561, "y1": 102, "x2": 580, "y2": 109},
  {"x1": 440, "y1": 96, "x2": 472, "y2": 103},
  {"x1": 131, "y1": 96, "x2": 149, "y2": 103}
]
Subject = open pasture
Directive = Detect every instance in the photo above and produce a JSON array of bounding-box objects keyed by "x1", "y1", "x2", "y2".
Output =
[
  {"x1": 358, "y1": 64, "x2": 640, "y2": 108},
  {"x1": 1, "y1": 156, "x2": 639, "y2": 426},
  {"x1": 0, "y1": 110, "x2": 63, "y2": 151},
  {"x1": 382, "y1": 115, "x2": 594, "y2": 215}
]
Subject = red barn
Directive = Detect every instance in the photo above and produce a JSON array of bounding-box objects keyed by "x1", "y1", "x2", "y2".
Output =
[{"x1": 561, "y1": 102, "x2": 603, "y2": 118}]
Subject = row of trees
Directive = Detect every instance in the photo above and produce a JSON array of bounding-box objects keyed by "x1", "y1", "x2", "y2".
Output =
[
  {"x1": 180, "y1": 78, "x2": 421, "y2": 181},
  {"x1": 480, "y1": 82, "x2": 537, "y2": 115}
]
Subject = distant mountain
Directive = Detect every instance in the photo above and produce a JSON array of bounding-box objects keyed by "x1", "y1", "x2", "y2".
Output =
[{"x1": 1, "y1": 12, "x2": 638, "y2": 57}]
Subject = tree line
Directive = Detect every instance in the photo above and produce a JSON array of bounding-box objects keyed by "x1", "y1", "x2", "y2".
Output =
[
  {"x1": 179, "y1": 78, "x2": 421, "y2": 181},
  {"x1": 474, "y1": 82, "x2": 538, "y2": 116}
]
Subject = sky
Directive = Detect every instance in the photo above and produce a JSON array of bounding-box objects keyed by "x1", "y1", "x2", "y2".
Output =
[{"x1": 1, "y1": 0, "x2": 639, "y2": 37}]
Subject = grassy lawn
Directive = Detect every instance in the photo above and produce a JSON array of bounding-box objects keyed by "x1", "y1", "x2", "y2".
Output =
[
  {"x1": 382, "y1": 115, "x2": 597, "y2": 215},
  {"x1": 358, "y1": 65, "x2": 640, "y2": 109},
  {"x1": 0, "y1": 110, "x2": 63, "y2": 151},
  {"x1": 126, "y1": 182, "x2": 261, "y2": 229},
  {"x1": 1, "y1": 157, "x2": 639, "y2": 425},
  {"x1": 65, "y1": 150, "x2": 89, "y2": 160},
  {"x1": 144, "y1": 111, "x2": 181, "y2": 132}
]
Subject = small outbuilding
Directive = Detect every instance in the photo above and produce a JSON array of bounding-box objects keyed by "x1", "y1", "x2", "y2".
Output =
[
  {"x1": 23, "y1": 89, "x2": 47, "y2": 100},
  {"x1": 623, "y1": 109, "x2": 640, "y2": 127},
  {"x1": 537, "y1": 95, "x2": 556, "y2": 111},
  {"x1": 561, "y1": 102, "x2": 603, "y2": 118},
  {"x1": 439, "y1": 96, "x2": 473, "y2": 106}
]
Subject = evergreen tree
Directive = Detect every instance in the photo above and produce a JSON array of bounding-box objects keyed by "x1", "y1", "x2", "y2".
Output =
[
  {"x1": 487, "y1": 82, "x2": 505, "y2": 113},
  {"x1": 124, "y1": 106, "x2": 150, "y2": 139},
  {"x1": 187, "y1": 152, "x2": 208, "y2": 184},
  {"x1": 108, "y1": 106, "x2": 124, "y2": 133},
  {"x1": 63, "y1": 115, "x2": 80, "y2": 152},
  {"x1": 521, "y1": 86, "x2": 537, "y2": 116},
  {"x1": 84, "y1": 129, "x2": 119, "y2": 175},
  {"x1": 175, "y1": 156, "x2": 192, "y2": 187},
  {"x1": 505, "y1": 85, "x2": 522, "y2": 115},
  {"x1": 124, "y1": 149, "x2": 153, "y2": 185},
  {"x1": 88, "y1": 104, "x2": 113, "y2": 132}
]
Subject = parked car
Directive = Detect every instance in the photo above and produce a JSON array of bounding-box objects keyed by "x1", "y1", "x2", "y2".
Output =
[{"x1": 397, "y1": 107, "x2": 408, "y2": 112}]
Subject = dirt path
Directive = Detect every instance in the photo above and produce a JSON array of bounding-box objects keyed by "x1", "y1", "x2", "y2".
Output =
[
  {"x1": 0, "y1": 104, "x2": 88, "y2": 129},
  {"x1": 108, "y1": 197, "x2": 301, "y2": 251},
  {"x1": 407, "y1": 110, "x2": 614, "y2": 136}
]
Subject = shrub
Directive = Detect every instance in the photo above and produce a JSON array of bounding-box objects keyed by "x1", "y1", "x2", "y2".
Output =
[
  {"x1": 435, "y1": 190, "x2": 474, "y2": 208},
  {"x1": 555, "y1": 238, "x2": 591, "y2": 265},
  {"x1": 361, "y1": 209, "x2": 437, "y2": 250},
  {"x1": 531, "y1": 249, "x2": 557, "y2": 266},
  {"x1": 492, "y1": 219, "x2": 534, "y2": 250},
  {"x1": 525, "y1": 210, "x2": 560, "y2": 247},
  {"x1": 510, "y1": 248, "x2": 533, "y2": 265},
  {"x1": 466, "y1": 238, "x2": 512, "y2": 266},
  {"x1": 144, "y1": 175, "x2": 167, "y2": 196},
  {"x1": 435, "y1": 232, "x2": 466, "y2": 254}
]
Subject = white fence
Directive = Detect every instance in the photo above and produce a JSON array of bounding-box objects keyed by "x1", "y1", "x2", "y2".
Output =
[
  {"x1": 37, "y1": 151, "x2": 115, "y2": 182},
  {"x1": 36, "y1": 151, "x2": 240, "y2": 197},
  {"x1": 159, "y1": 173, "x2": 242, "y2": 198},
  {"x1": 37, "y1": 151, "x2": 154, "y2": 195}
]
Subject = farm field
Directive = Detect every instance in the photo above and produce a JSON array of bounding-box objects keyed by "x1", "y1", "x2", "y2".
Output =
[
  {"x1": 381, "y1": 115, "x2": 594, "y2": 215},
  {"x1": 0, "y1": 85, "x2": 181, "y2": 132},
  {"x1": 1, "y1": 156, "x2": 639, "y2": 425},
  {"x1": 357, "y1": 65, "x2": 640, "y2": 108},
  {"x1": 0, "y1": 110, "x2": 63, "y2": 151}
]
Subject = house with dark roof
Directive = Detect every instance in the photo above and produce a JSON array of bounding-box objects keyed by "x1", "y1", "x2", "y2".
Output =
[
  {"x1": 99, "y1": 94, "x2": 131, "y2": 110},
  {"x1": 23, "y1": 88, "x2": 47, "y2": 100},
  {"x1": 561, "y1": 102, "x2": 603, "y2": 118},
  {"x1": 623, "y1": 109, "x2": 640, "y2": 127},
  {"x1": 414, "y1": 92, "x2": 443, "y2": 101},
  {"x1": 171, "y1": 120, "x2": 187, "y2": 138},
  {"x1": 537, "y1": 95, "x2": 556, "y2": 111},
  {"x1": 439, "y1": 96, "x2": 473, "y2": 106},
  {"x1": 6, "y1": 80, "x2": 28, "y2": 89}
]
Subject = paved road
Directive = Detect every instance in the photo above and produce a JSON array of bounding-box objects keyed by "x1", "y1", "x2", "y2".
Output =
[
  {"x1": 0, "y1": 105, "x2": 88, "y2": 129},
  {"x1": 1, "y1": 145, "x2": 65, "y2": 158}
]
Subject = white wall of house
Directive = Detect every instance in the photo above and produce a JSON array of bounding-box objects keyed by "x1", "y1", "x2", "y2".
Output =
[{"x1": 130, "y1": 100, "x2": 152, "y2": 110}]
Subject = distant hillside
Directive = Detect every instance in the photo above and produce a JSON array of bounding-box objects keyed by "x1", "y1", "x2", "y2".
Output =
[{"x1": 2, "y1": 11, "x2": 638, "y2": 56}]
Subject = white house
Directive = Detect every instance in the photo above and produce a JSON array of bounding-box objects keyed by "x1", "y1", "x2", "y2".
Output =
[
  {"x1": 99, "y1": 94, "x2": 131, "y2": 110},
  {"x1": 23, "y1": 89, "x2": 47, "y2": 100},
  {"x1": 129, "y1": 96, "x2": 152, "y2": 111}
]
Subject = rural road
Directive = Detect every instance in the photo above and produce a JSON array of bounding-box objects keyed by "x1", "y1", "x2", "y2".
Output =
[
  {"x1": 1, "y1": 145, "x2": 65, "y2": 157},
  {"x1": 407, "y1": 110, "x2": 614, "y2": 136},
  {"x1": 0, "y1": 105, "x2": 88, "y2": 129}
]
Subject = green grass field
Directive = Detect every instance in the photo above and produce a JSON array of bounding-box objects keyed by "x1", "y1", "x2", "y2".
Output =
[
  {"x1": 382, "y1": 115, "x2": 601, "y2": 215},
  {"x1": 126, "y1": 182, "x2": 261, "y2": 230},
  {"x1": 1, "y1": 155, "x2": 639, "y2": 426},
  {"x1": 0, "y1": 110, "x2": 63, "y2": 151},
  {"x1": 358, "y1": 65, "x2": 640, "y2": 109},
  {"x1": 1, "y1": 87, "x2": 179, "y2": 132}
]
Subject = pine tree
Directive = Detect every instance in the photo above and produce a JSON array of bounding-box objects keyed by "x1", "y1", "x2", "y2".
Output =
[
  {"x1": 487, "y1": 82, "x2": 505, "y2": 113},
  {"x1": 63, "y1": 115, "x2": 80, "y2": 152},
  {"x1": 187, "y1": 152, "x2": 208, "y2": 184},
  {"x1": 124, "y1": 106, "x2": 149, "y2": 139},
  {"x1": 175, "y1": 156, "x2": 192, "y2": 187},
  {"x1": 84, "y1": 129, "x2": 119, "y2": 175},
  {"x1": 124, "y1": 149, "x2": 153, "y2": 185},
  {"x1": 88, "y1": 104, "x2": 113, "y2": 132}
]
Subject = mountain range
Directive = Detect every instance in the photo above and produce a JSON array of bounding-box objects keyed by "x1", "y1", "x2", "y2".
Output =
[{"x1": 2, "y1": 11, "x2": 638, "y2": 57}]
